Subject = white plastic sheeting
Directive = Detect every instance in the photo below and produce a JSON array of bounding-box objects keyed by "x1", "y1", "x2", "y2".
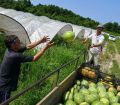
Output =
[
  {"x1": 0, "y1": 14, "x2": 29, "y2": 44},
  {"x1": 71, "y1": 24, "x2": 85, "y2": 39},
  {"x1": 84, "y1": 27, "x2": 92, "y2": 38},
  {"x1": 91, "y1": 29, "x2": 96, "y2": 34},
  {"x1": 0, "y1": 7, "x2": 73, "y2": 47},
  {"x1": 30, "y1": 20, "x2": 73, "y2": 48},
  {"x1": 0, "y1": 7, "x2": 97, "y2": 48}
]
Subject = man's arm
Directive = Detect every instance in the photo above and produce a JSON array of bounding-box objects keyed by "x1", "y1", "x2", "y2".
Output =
[
  {"x1": 81, "y1": 34, "x2": 93, "y2": 44},
  {"x1": 33, "y1": 42, "x2": 54, "y2": 61},
  {"x1": 91, "y1": 36, "x2": 104, "y2": 48},
  {"x1": 81, "y1": 38, "x2": 88, "y2": 44},
  {"x1": 26, "y1": 36, "x2": 50, "y2": 50}
]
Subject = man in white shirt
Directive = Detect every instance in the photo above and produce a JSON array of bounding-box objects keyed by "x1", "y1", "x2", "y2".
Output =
[{"x1": 83, "y1": 25, "x2": 104, "y2": 66}]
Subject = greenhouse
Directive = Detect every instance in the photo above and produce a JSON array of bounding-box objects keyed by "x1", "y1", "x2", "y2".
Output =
[
  {"x1": 70, "y1": 24, "x2": 85, "y2": 39},
  {"x1": 0, "y1": 7, "x2": 71, "y2": 46},
  {"x1": 84, "y1": 27, "x2": 92, "y2": 38},
  {"x1": 0, "y1": 7, "x2": 94, "y2": 48}
]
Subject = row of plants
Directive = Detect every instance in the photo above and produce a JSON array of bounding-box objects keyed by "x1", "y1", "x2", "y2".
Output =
[
  {"x1": 115, "y1": 39, "x2": 120, "y2": 54},
  {"x1": 106, "y1": 40, "x2": 116, "y2": 57},
  {"x1": 9, "y1": 39, "x2": 86, "y2": 105},
  {"x1": 1, "y1": 33, "x2": 120, "y2": 105},
  {"x1": 111, "y1": 39, "x2": 120, "y2": 80},
  {"x1": 110, "y1": 60, "x2": 120, "y2": 80},
  {"x1": 105, "y1": 32, "x2": 120, "y2": 80}
]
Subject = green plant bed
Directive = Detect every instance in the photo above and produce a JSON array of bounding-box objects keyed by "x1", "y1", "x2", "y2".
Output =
[
  {"x1": 11, "y1": 80, "x2": 52, "y2": 105},
  {"x1": 115, "y1": 39, "x2": 120, "y2": 54},
  {"x1": 10, "y1": 40, "x2": 85, "y2": 105},
  {"x1": 110, "y1": 60, "x2": 120, "y2": 79},
  {"x1": 106, "y1": 41, "x2": 115, "y2": 56}
]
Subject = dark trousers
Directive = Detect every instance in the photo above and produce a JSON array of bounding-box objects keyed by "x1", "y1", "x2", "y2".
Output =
[{"x1": 0, "y1": 88, "x2": 11, "y2": 105}]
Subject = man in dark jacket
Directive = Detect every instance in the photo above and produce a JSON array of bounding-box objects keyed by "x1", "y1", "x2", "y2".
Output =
[{"x1": 0, "y1": 35, "x2": 54, "y2": 104}]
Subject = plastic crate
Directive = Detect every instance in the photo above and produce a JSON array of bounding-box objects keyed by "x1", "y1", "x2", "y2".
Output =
[{"x1": 77, "y1": 62, "x2": 120, "y2": 89}]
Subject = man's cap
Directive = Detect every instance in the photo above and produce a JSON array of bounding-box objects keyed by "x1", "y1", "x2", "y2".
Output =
[{"x1": 97, "y1": 24, "x2": 104, "y2": 28}]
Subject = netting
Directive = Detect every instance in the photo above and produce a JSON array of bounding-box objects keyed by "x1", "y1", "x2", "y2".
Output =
[{"x1": 0, "y1": 7, "x2": 93, "y2": 48}]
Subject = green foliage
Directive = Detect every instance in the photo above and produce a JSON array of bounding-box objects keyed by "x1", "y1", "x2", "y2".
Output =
[
  {"x1": 115, "y1": 39, "x2": 120, "y2": 54},
  {"x1": 104, "y1": 34, "x2": 109, "y2": 41},
  {"x1": 110, "y1": 60, "x2": 120, "y2": 79},
  {"x1": 0, "y1": 33, "x2": 6, "y2": 62},
  {"x1": 9, "y1": 41, "x2": 85, "y2": 105},
  {"x1": 0, "y1": 0, "x2": 32, "y2": 11},
  {"x1": 103, "y1": 34, "x2": 120, "y2": 79},
  {"x1": 11, "y1": 80, "x2": 52, "y2": 105},
  {"x1": 105, "y1": 30, "x2": 120, "y2": 37},
  {"x1": 106, "y1": 41, "x2": 115, "y2": 56},
  {"x1": 104, "y1": 22, "x2": 120, "y2": 34}
]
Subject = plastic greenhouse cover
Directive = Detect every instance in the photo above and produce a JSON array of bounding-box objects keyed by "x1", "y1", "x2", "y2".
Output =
[
  {"x1": 0, "y1": 7, "x2": 95, "y2": 48},
  {"x1": 91, "y1": 29, "x2": 96, "y2": 34},
  {"x1": 0, "y1": 7, "x2": 74, "y2": 48},
  {"x1": 70, "y1": 24, "x2": 85, "y2": 39},
  {"x1": 84, "y1": 27, "x2": 92, "y2": 38},
  {"x1": 0, "y1": 14, "x2": 30, "y2": 44}
]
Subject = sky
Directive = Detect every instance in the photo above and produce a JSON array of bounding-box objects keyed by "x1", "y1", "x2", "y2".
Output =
[{"x1": 31, "y1": 0, "x2": 120, "y2": 25}]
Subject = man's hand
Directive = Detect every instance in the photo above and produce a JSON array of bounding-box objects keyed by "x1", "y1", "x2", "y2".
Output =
[
  {"x1": 26, "y1": 36, "x2": 50, "y2": 50},
  {"x1": 80, "y1": 38, "x2": 88, "y2": 44},
  {"x1": 33, "y1": 41, "x2": 54, "y2": 61},
  {"x1": 40, "y1": 36, "x2": 50, "y2": 43}
]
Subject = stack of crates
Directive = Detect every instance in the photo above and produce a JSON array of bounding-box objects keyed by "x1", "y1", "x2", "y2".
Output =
[{"x1": 77, "y1": 62, "x2": 120, "y2": 90}]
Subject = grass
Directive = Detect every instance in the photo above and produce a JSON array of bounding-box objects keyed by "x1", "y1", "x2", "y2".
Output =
[
  {"x1": 0, "y1": 23, "x2": 120, "y2": 105},
  {"x1": 109, "y1": 39, "x2": 120, "y2": 80},
  {"x1": 10, "y1": 40, "x2": 86, "y2": 105},
  {"x1": 106, "y1": 40, "x2": 116, "y2": 57},
  {"x1": 115, "y1": 39, "x2": 120, "y2": 54},
  {"x1": 104, "y1": 35, "x2": 120, "y2": 79},
  {"x1": 1, "y1": 32, "x2": 120, "y2": 105},
  {"x1": 0, "y1": 34, "x2": 86, "y2": 104},
  {"x1": 110, "y1": 60, "x2": 120, "y2": 79}
]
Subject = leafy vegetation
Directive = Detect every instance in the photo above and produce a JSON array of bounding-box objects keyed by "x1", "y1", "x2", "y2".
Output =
[
  {"x1": 10, "y1": 40, "x2": 86, "y2": 105},
  {"x1": 0, "y1": 0, "x2": 120, "y2": 104},
  {"x1": 115, "y1": 39, "x2": 120, "y2": 54},
  {"x1": 0, "y1": 33, "x2": 6, "y2": 62},
  {"x1": 0, "y1": 32, "x2": 86, "y2": 105},
  {"x1": 0, "y1": 0, "x2": 32, "y2": 11},
  {"x1": 110, "y1": 60, "x2": 120, "y2": 79},
  {"x1": 106, "y1": 41, "x2": 115, "y2": 56},
  {"x1": 104, "y1": 22, "x2": 120, "y2": 34},
  {"x1": 102, "y1": 33, "x2": 120, "y2": 79}
]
